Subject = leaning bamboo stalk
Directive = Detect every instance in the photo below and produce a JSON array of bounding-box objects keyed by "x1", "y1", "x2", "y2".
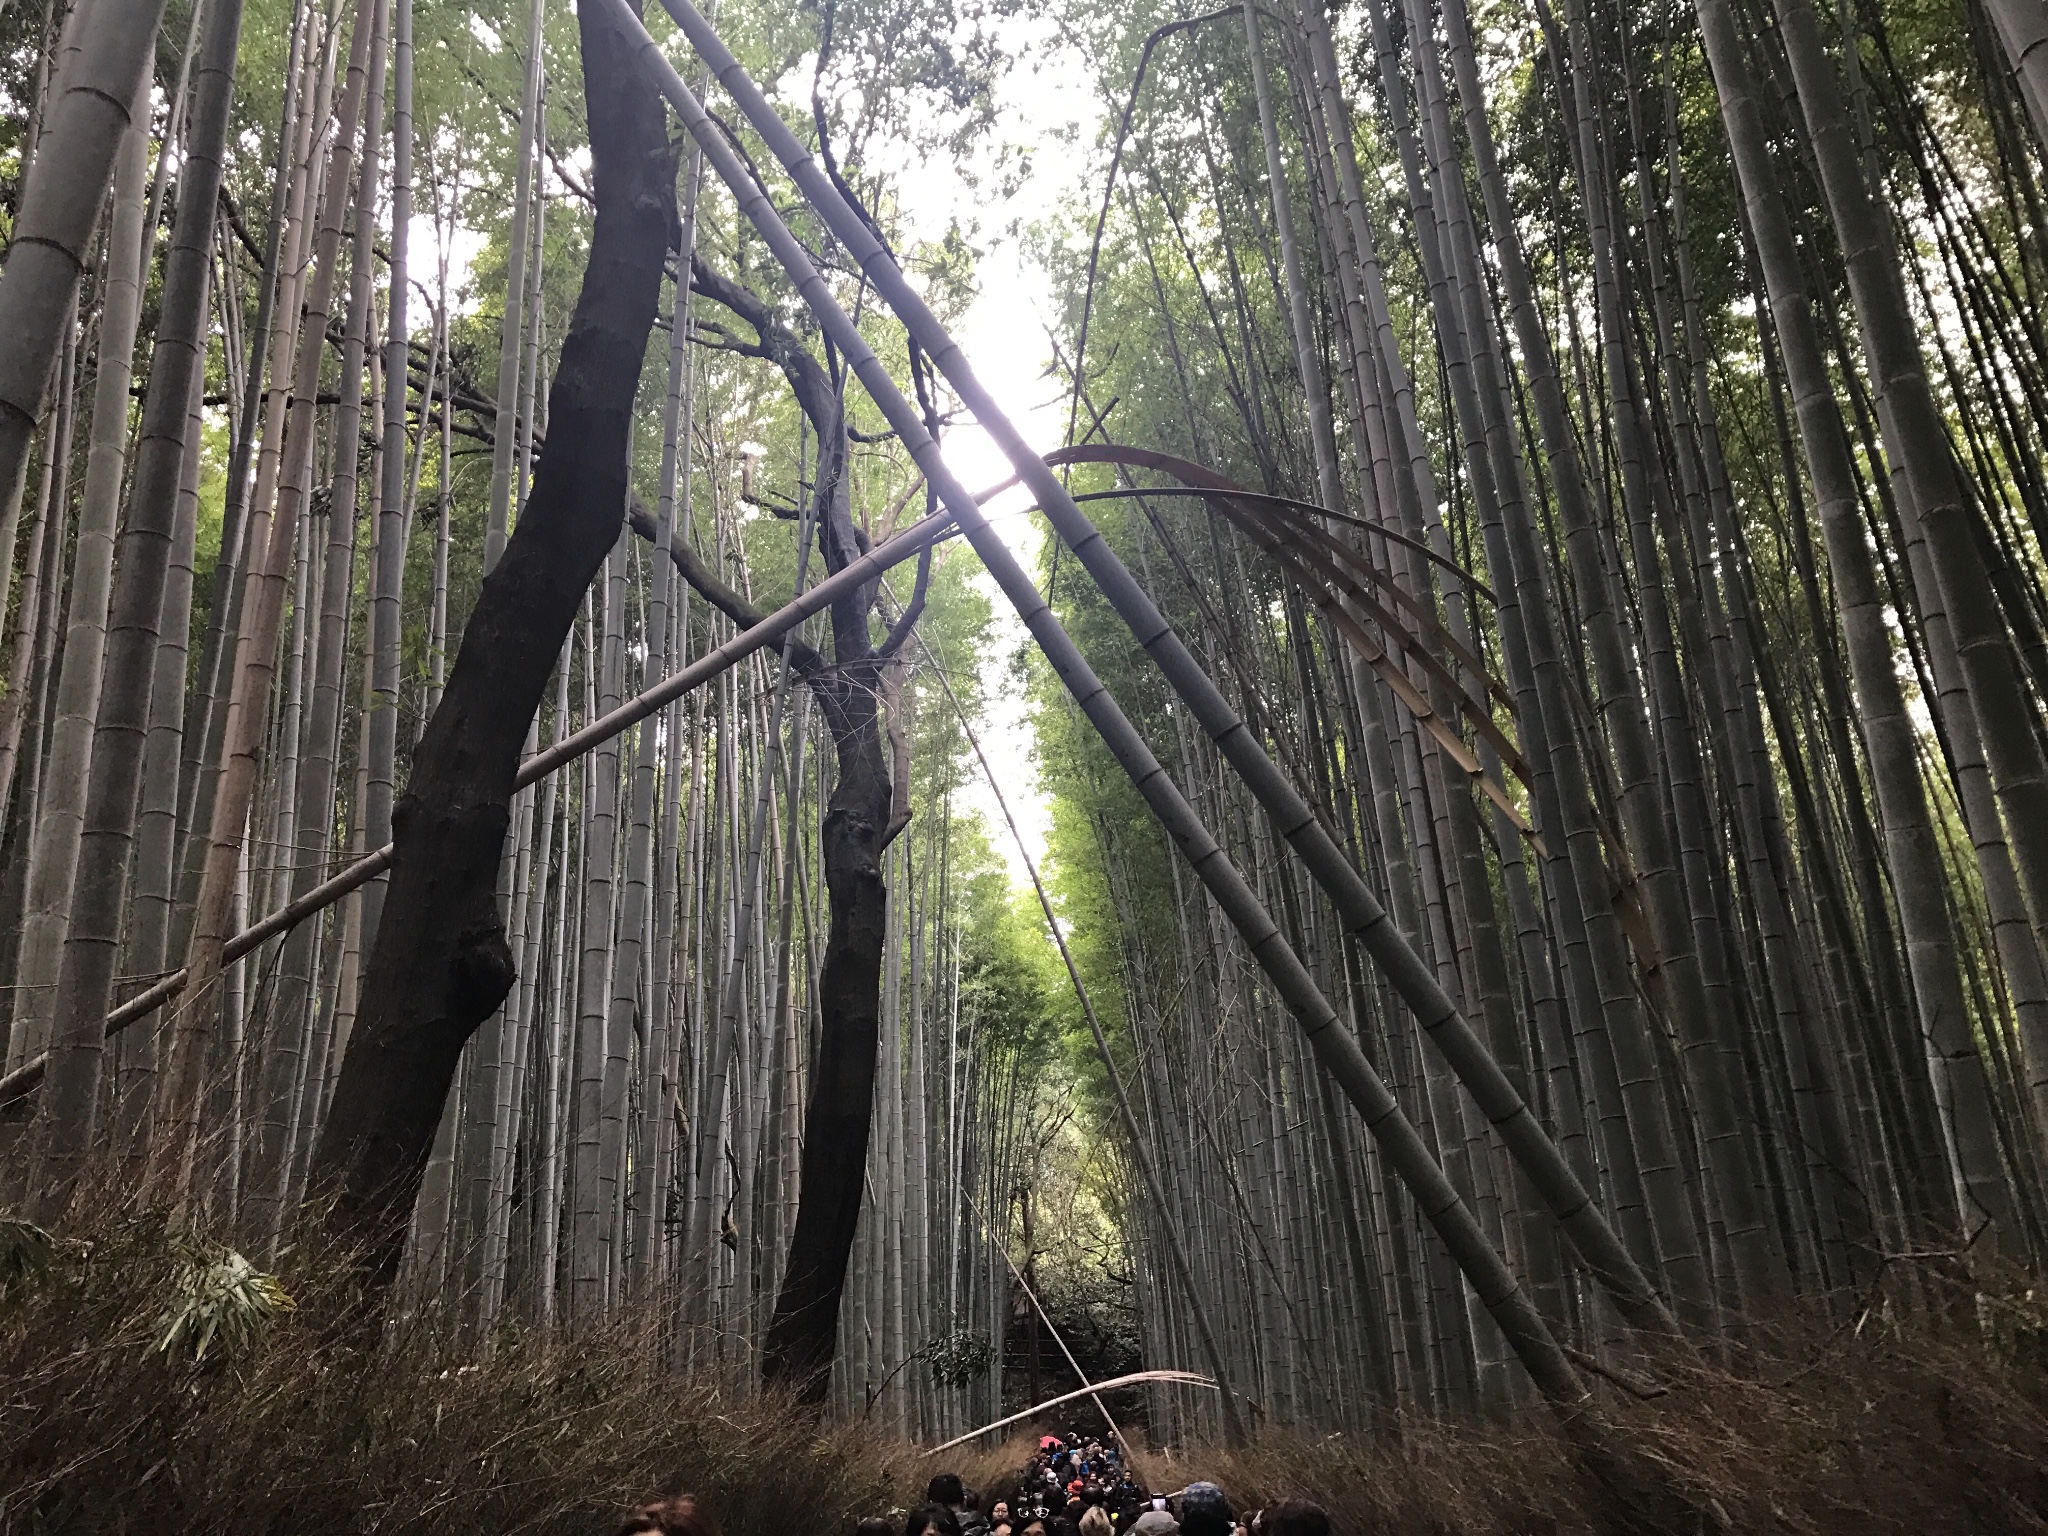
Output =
[
  {"x1": 1241, "y1": 0, "x2": 1343, "y2": 517},
  {"x1": 671, "y1": 0, "x2": 1671, "y2": 1342},
  {"x1": 170, "y1": 0, "x2": 333, "y2": 1038},
  {"x1": 252, "y1": 0, "x2": 392, "y2": 1248},
  {"x1": 0, "y1": 512, "x2": 955, "y2": 1111},
  {"x1": 1981, "y1": 0, "x2": 2048, "y2": 149},
  {"x1": 149, "y1": 0, "x2": 378, "y2": 1202},
  {"x1": 613, "y1": 488, "x2": 675, "y2": 1301},
  {"x1": 617, "y1": 0, "x2": 1589, "y2": 1405},
  {"x1": 138, "y1": 0, "x2": 209, "y2": 273},
  {"x1": 0, "y1": 0, "x2": 60, "y2": 629},
  {"x1": 361, "y1": 0, "x2": 416, "y2": 950},
  {"x1": 927, "y1": 627, "x2": 1247, "y2": 1442},
  {"x1": 534, "y1": 711, "x2": 579, "y2": 1326},
  {"x1": 175, "y1": 0, "x2": 315, "y2": 902},
  {"x1": 117, "y1": 410, "x2": 205, "y2": 1154},
  {"x1": 570, "y1": 539, "x2": 627, "y2": 1318},
  {"x1": 0, "y1": 320, "x2": 71, "y2": 850},
  {"x1": 637, "y1": 120, "x2": 705, "y2": 1290},
  {"x1": 425, "y1": 396, "x2": 453, "y2": 722},
  {"x1": 0, "y1": 312, "x2": 77, "y2": 1052},
  {"x1": 483, "y1": 0, "x2": 548, "y2": 572}
]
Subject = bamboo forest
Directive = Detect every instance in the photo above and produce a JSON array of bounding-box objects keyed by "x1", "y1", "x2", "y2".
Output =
[{"x1": 6, "y1": 0, "x2": 2048, "y2": 1523}]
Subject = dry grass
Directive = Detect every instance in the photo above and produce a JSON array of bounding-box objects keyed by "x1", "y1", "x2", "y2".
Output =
[
  {"x1": 1129, "y1": 1307, "x2": 2048, "y2": 1535},
  {"x1": 0, "y1": 1207, "x2": 927, "y2": 1535},
  {"x1": 940, "y1": 1431, "x2": 1046, "y2": 1506},
  {"x1": 9, "y1": 1210, "x2": 2048, "y2": 1536}
]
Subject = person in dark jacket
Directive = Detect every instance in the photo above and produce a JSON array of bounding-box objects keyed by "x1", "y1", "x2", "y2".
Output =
[
  {"x1": 927, "y1": 1474, "x2": 989, "y2": 1536},
  {"x1": 1176, "y1": 1483, "x2": 1234, "y2": 1536}
]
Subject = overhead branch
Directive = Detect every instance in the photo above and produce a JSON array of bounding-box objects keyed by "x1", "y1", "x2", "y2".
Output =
[
  {"x1": 689, "y1": 251, "x2": 869, "y2": 657},
  {"x1": 625, "y1": 495, "x2": 827, "y2": 676},
  {"x1": 877, "y1": 537, "x2": 931, "y2": 658},
  {"x1": 447, "y1": 47, "x2": 596, "y2": 204},
  {"x1": 688, "y1": 253, "x2": 840, "y2": 430}
]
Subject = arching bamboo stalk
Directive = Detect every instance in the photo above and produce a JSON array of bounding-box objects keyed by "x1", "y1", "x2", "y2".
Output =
[{"x1": 613, "y1": 0, "x2": 1592, "y2": 1406}]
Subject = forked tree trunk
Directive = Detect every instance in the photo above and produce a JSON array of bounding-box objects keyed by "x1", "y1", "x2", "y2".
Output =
[
  {"x1": 760, "y1": 658, "x2": 893, "y2": 1393},
  {"x1": 361, "y1": 0, "x2": 414, "y2": 952},
  {"x1": 661, "y1": 237, "x2": 912, "y2": 1389}
]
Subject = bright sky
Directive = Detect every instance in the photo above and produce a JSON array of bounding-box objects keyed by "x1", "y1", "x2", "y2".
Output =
[{"x1": 880, "y1": 17, "x2": 1100, "y2": 881}]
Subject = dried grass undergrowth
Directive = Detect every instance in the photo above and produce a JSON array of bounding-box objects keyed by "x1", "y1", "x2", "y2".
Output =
[
  {"x1": 0, "y1": 1207, "x2": 924, "y2": 1535},
  {"x1": 1133, "y1": 1305, "x2": 2048, "y2": 1535},
  {"x1": 9, "y1": 1209, "x2": 2048, "y2": 1536}
]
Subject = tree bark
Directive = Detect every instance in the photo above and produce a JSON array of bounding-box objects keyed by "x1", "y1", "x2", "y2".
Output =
[
  {"x1": 668, "y1": 245, "x2": 909, "y2": 1392},
  {"x1": 307, "y1": 0, "x2": 677, "y2": 1288}
]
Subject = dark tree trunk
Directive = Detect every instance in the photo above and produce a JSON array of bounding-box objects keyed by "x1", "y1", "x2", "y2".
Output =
[
  {"x1": 306, "y1": 0, "x2": 676, "y2": 1288},
  {"x1": 678, "y1": 254, "x2": 908, "y2": 1401},
  {"x1": 760, "y1": 662, "x2": 891, "y2": 1398}
]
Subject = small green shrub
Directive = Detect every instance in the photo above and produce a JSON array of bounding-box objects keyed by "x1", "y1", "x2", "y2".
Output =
[{"x1": 153, "y1": 1238, "x2": 295, "y2": 1363}]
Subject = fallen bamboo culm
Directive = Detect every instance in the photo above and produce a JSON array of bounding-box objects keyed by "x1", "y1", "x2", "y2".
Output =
[
  {"x1": 922, "y1": 1372, "x2": 1219, "y2": 1456},
  {"x1": 0, "y1": 508, "x2": 956, "y2": 1110}
]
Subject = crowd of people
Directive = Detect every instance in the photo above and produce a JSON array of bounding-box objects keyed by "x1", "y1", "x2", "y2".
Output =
[
  {"x1": 851, "y1": 1449, "x2": 1330, "y2": 1536},
  {"x1": 612, "y1": 1431, "x2": 1333, "y2": 1536},
  {"x1": 972, "y1": 1433, "x2": 1330, "y2": 1536}
]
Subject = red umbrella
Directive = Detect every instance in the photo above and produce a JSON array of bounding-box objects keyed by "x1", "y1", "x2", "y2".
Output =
[{"x1": 1040, "y1": 1435, "x2": 1063, "y2": 1450}]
